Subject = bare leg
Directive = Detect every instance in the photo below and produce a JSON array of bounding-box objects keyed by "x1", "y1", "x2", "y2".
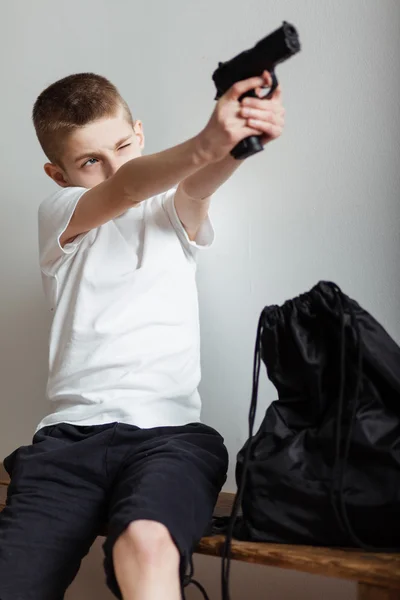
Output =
[{"x1": 113, "y1": 520, "x2": 181, "y2": 600}]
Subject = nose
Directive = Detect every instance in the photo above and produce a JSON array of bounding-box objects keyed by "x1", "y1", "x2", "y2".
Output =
[{"x1": 105, "y1": 158, "x2": 121, "y2": 179}]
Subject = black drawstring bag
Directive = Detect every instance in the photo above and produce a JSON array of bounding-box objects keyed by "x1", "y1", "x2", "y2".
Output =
[{"x1": 222, "y1": 281, "x2": 400, "y2": 600}]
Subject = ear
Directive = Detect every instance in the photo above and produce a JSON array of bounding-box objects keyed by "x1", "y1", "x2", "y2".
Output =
[
  {"x1": 133, "y1": 120, "x2": 145, "y2": 150},
  {"x1": 44, "y1": 163, "x2": 70, "y2": 187}
]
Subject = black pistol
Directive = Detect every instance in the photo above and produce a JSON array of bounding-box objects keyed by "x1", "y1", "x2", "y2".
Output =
[{"x1": 212, "y1": 21, "x2": 301, "y2": 160}]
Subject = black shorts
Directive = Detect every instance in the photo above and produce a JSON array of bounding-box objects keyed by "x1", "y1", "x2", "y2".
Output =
[{"x1": 0, "y1": 421, "x2": 228, "y2": 599}]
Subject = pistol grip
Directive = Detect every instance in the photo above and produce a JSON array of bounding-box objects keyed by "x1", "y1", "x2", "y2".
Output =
[
  {"x1": 232, "y1": 70, "x2": 278, "y2": 160},
  {"x1": 231, "y1": 136, "x2": 264, "y2": 160}
]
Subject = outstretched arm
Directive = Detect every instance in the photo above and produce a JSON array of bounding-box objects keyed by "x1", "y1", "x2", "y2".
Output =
[{"x1": 175, "y1": 73, "x2": 285, "y2": 240}]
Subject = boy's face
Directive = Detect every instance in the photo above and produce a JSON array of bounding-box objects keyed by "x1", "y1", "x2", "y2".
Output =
[{"x1": 44, "y1": 107, "x2": 144, "y2": 189}]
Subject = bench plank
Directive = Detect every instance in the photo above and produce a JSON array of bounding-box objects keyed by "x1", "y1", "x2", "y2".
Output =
[
  {"x1": 0, "y1": 480, "x2": 7, "y2": 509},
  {"x1": 197, "y1": 536, "x2": 400, "y2": 590}
]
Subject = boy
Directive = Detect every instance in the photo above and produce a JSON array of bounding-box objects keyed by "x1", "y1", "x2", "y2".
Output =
[{"x1": 0, "y1": 71, "x2": 284, "y2": 600}]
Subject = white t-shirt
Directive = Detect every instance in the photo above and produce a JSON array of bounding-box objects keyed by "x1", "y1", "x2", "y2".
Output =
[{"x1": 36, "y1": 186, "x2": 214, "y2": 432}]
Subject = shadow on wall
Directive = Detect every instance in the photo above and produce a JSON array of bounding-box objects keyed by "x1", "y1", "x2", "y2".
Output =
[{"x1": 0, "y1": 288, "x2": 50, "y2": 449}]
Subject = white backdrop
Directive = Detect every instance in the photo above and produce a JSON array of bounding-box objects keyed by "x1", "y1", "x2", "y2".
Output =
[{"x1": 1, "y1": 1, "x2": 399, "y2": 598}]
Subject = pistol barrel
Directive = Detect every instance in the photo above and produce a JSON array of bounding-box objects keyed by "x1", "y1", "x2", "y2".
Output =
[{"x1": 213, "y1": 21, "x2": 301, "y2": 98}]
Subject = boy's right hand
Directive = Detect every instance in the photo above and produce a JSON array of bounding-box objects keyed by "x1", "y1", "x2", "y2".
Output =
[{"x1": 197, "y1": 72, "x2": 280, "y2": 163}]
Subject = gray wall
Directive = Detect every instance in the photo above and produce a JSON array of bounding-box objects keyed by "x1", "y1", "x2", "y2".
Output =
[{"x1": 1, "y1": 1, "x2": 399, "y2": 598}]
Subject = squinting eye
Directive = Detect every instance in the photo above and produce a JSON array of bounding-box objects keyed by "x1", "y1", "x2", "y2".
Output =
[{"x1": 83, "y1": 158, "x2": 98, "y2": 167}]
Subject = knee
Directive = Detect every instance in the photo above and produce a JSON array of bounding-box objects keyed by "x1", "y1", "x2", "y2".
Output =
[{"x1": 114, "y1": 520, "x2": 180, "y2": 570}]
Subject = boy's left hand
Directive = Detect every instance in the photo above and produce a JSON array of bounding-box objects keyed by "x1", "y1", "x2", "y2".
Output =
[{"x1": 239, "y1": 70, "x2": 285, "y2": 145}]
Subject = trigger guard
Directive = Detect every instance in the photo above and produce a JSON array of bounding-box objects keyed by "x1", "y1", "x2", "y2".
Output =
[
  {"x1": 260, "y1": 70, "x2": 278, "y2": 99},
  {"x1": 238, "y1": 71, "x2": 279, "y2": 102}
]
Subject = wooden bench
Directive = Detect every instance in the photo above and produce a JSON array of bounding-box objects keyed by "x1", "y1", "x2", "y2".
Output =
[{"x1": 1, "y1": 479, "x2": 399, "y2": 599}]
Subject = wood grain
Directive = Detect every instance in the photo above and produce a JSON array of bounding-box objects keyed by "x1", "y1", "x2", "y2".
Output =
[
  {"x1": 0, "y1": 479, "x2": 7, "y2": 510},
  {"x1": 198, "y1": 535, "x2": 400, "y2": 590},
  {"x1": 0, "y1": 463, "x2": 7, "y2": 481}
]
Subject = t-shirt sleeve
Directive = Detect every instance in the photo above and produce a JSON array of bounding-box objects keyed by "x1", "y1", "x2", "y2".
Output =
[
  {"x1": 162, "y1": 187, "x2": 215, "y2": 255},
  {"x1": 38, "y1": 186, "x2": 89, "y2": 272}
]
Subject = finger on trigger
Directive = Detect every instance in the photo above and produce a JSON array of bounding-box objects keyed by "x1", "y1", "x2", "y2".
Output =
[
  {"x1": 263, "y1": 70, "x2": 273, "y2": 87},
  {"x1": 229, "y1": 75, "x2": 265, "y2": 100}
]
